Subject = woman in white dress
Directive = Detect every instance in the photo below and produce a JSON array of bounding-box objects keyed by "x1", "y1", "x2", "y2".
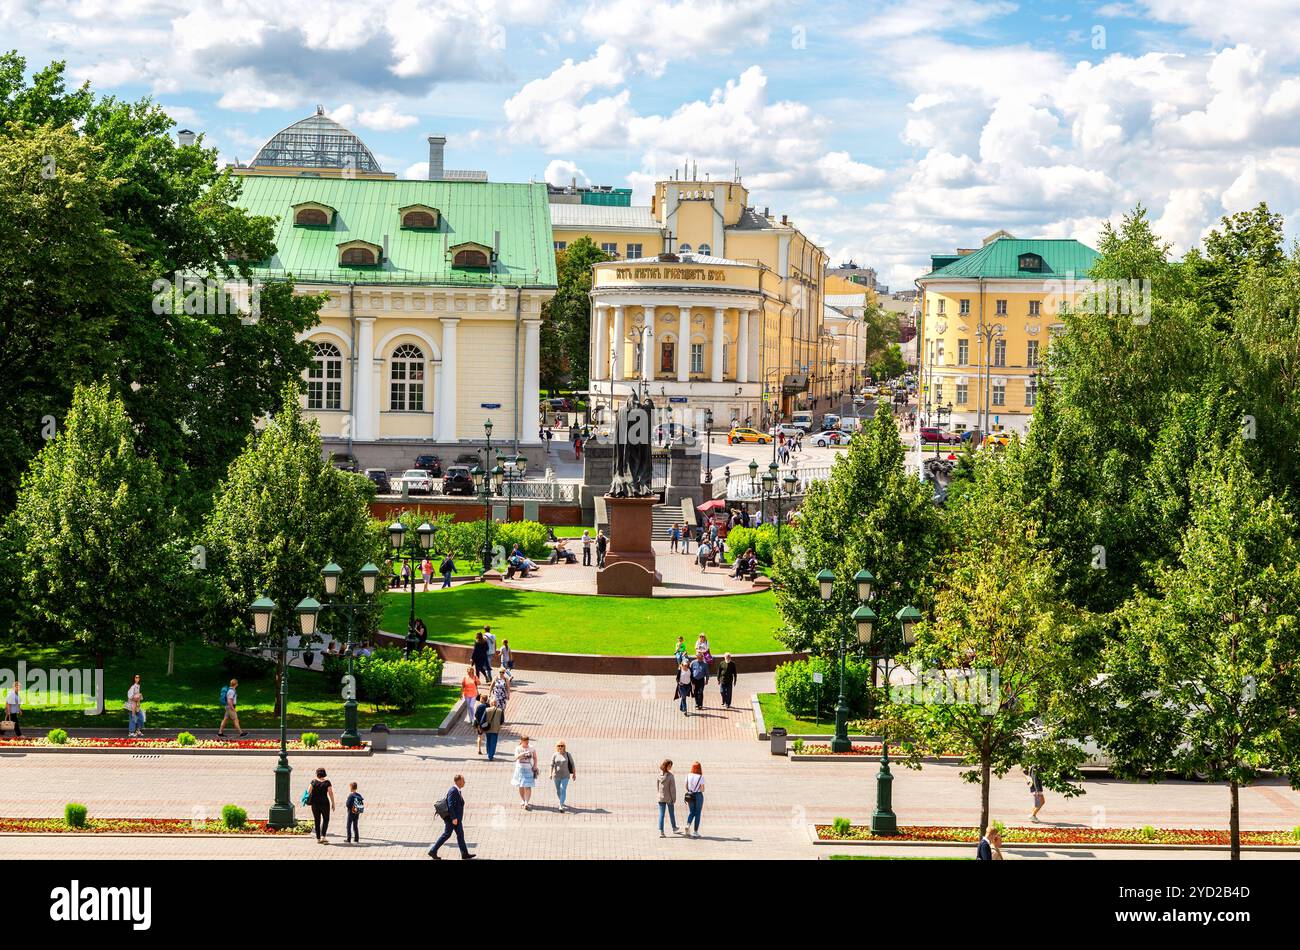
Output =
[{"x1": 511, "y1": 735, "x2": 539, "y2": 809}]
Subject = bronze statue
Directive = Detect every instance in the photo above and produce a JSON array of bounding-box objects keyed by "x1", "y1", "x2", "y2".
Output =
[{"x1": 610, "y1": 392, "x2": 656, "y2": 496}]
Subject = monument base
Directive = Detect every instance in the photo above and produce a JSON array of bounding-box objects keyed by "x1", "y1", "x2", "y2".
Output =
[{"x1": 597, "y1": 494, "x2": 661, "y2": 596}]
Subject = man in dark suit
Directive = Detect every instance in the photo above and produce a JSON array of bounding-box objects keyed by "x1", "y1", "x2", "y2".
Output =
[
  {"x1": 976, "y1": 825, "x2": 1001, "y2": 860},
  {"x1": 429, "y1": 775, "x2": 475, "y2": 860}
]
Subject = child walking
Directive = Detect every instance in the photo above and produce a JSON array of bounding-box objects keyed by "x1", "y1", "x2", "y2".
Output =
[{"x1": 346, "y1": 781, "x2": 364, "y2": 843}]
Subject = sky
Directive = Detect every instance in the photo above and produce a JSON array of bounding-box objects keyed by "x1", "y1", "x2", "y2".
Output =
[{"x1": 5, "y1": 0, "x2": 1300, "y2": 291}]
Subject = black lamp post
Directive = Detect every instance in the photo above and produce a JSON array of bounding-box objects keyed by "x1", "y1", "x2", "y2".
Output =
[
  {"x1": 704, "y1": 410, "x2": 714, "y2": 483},
  {"x1": 319, "y1": 560, "x2": 380, "y2": 747},
  {"x1": 387, "y1": 518, "x2": 436, "y2": 646},
  {"x1": 251, "y1": 594, "x2": 321, "y2": 830},
  {"x1": 473, "y1": 460, "x2": 506, "y2": 572},
  {"x1": 864, "y1": 603, "x2": 921, "y2": 836},
  {"x1": 817, "y1": 568, "x2": 877, "y2": 753}
]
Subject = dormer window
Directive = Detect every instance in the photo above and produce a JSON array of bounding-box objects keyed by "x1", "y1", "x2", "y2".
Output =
[
  {"x1": 292, "y1": 202, "x2": 336, "y2": 227},
  {"x1": 1018, "y1": 253, "x2": 1044, "y2": 272},
  {"x1": 338, "y1": 239, "x2": 382, "y2": 267},
  {"x1": 449, "y1": 241, "x2": 492, "y2": 269},
  {"x1": 399, "y1": 204, "x2": 440, "y2": 230}
]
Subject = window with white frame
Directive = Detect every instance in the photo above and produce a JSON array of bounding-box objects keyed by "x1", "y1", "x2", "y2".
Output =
[
  {"x1": 1025, "y1": 376, "x2": 1038, "y2": 407},
  {"x1": 390, "y1": 343, "x2": 425, "y2": 411},
  {"x1": 995, "y1": 299, "x2": 1007, "y2": 315},
  {"x1": 955, "y1": 381, "x2": 968, "y2": 404},
  {"x1": 601, "y1": 242, "x2": 618, "y2": 257},
  {"x1": 993, "y1": 338, "x2": 1006, "y2": 366},
  {"x1": 679, "y1": 243, "x2": 692, "y2": 255},
  {"x1": 937, "y1": 299, "x2": 946, "y2": 315},
  {"x1": 959, "y1": 299, "x2": 970, "y2": 315},
  {"x1": 690, "y1": 343, "x2": 704, "y2": 374},
  {"x1": 554, "y1": 241, "x2": 567, "y2": 251},
  {"x1": 957, "y1": 338, "x2": 969, "y2": 365},
  {"x1": 1026, "y1": 340, "x2": 1040, "y2": 367},
  {"x1": 698, "y1": 243, "x2": 711, "y2": 256},
  {"x1": 308, "y1": 341, "x2": 343, "y2": 410},
  {"x1": 626, "y1": 243, "x2": 642, "y2": 259},
  {"x1": 992, "y1": 381, "x2": 1006, "y2": 406},
  {"x1": 1029, "y1": 299, "x2": 1041, "y2": 316}
]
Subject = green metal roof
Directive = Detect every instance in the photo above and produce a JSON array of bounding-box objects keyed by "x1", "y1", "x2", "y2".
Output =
[
  {"x1": 233, "y1": 175, "x2": 557, "y2": 287},
  {"x1": 920, "y1": 238, "x2": 1099, "y2": 280}
]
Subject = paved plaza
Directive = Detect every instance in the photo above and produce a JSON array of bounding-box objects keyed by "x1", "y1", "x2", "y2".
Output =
[{"x1": 4, "y1": 669, "x2": 1298, "y2": 860}]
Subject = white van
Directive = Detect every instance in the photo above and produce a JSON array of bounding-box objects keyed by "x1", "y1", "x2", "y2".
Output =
[
  {"x1": 791, "y1": 411, "x2": 814, "y2": 432},
  {"x1": 838, "y1": 417, "x2": 862, "y2": 434}
]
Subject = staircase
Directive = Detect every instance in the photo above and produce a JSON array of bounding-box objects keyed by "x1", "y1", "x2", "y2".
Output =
[{"x1": 651, "y1": 504, "x2": 680, "y2": 541}]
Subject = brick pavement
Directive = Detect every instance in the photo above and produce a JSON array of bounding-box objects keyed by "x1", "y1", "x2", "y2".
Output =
[{"x1": 2, "y1": 669, "x2": 1298, "y2": 860}]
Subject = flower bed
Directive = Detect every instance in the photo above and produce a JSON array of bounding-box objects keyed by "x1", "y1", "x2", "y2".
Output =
[
  {"x1": 815, "y1": 824, "x2": 1300, "y2": 846},
  {"x1": 6, "y1": 736, "x2": 361, "y2": 751},
  {"x1": 0, "y1": 817, "x2": 310, "y2": 835},
  {"x1": 796, "y1": 743, "x2": 884, "y2": 756}
]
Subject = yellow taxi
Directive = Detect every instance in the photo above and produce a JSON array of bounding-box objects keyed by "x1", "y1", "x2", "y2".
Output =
[
  {"x1": 983, "y1": 432, "x2": 1013, "y2": 448},
  {"x1": 727, "y1": 426, "x2": 771, "y2": 445}
]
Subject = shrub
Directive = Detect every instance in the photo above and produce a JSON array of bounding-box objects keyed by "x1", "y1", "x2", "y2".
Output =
[
  {"x1": 1292, "y1": 826, "x2": 1300, "y2": 842},
  {"x1": 775, "y1": 656, "x2": 873, "y2": 719},
  {"x1": 992, "y1": 819, "x2": 1007, "y2": 836},
  {"x1": 846, "y1": 717, "x2": 916, "y2": 741},
  {"x1": 300, "y1": 732, "x2": 319, "y2": 747},
  {"x1": 495, "y1": 520, "x2": 550, "y2": 559},
  {"x1": 176, "y1": 731, "x2": 197, "y2": 746},
  {"x1": 792, "y1": 738, "x2": 804, "y2": 753},
  {"x1": 46, "y1": 728, "x2": 69, "y2": 745},
  {"x1": 64, "y1": 803, "x2": 88, "y2": 828},
  {"x1": 832, "y1": 816, "x2": 851, "y2": 837},
  {"x1": 221, "y1": 805, "x2": 247, "y2": 829},
  {"x1": 724, "y1": 524, "x2": 780, "y2": 565},
  {"x1": 1139, "y1": 825, "x2": 1159, "y2": 841}
]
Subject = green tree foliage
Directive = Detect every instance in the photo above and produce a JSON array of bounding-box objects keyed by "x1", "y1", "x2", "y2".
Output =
[
  {"x1": 1095, "y1": 444, "x2": 1300, "y2": 860},
  {"x1": 870, "y1": 343, "x2": 907, "y2": 381},
  {"x1": 540, "y1": 237, "x2": 610, "y2": 391},
  {"x1": 771, "y1": 409, "x2": 945, "y2": 657},
  {"x1": 11, "y1": 382, "x2": 191, "y2": 668}
]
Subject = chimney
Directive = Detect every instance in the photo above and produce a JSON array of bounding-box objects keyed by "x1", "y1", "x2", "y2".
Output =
[
  {"x1": 427, "y1": 135, "x2": 446, "y2": 181},
  {"x1": 763, "y1": 206, "x2": 770, "y2": 218},
  {"x1": 176, "y1": 129, "x2": 196, "y2": 147},
  {"x1": 382, "y1": 234, "x2": 389, "y2": 263},
  {"x1": 781, "y1": 214, "x2": 789, "y2": 226}
]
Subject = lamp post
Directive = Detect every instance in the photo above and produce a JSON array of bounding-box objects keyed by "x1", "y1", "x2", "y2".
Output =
[
  {"x1": 473, "y1": 461, "x2": 506, "y2": 572},
  {"x1": 387, "y1": 518, "x2": 436, "y2": 647},
  {"x1": 503, "y1": 453, "x2": 526, "y2": 519},
  {"x1": 864, "y1": 603, "x2": 921, "y2": 836},
  {"x1": 319, "y1": 560, "x2": 380, "y2": 747},
  {"x1": 816, "y1": 568, "x2": 877, "y2": 753},
  {"x1": 747, "y1": 459, "x2": 759, "y2": 520},
  {"x1": 703, "y1": 409, "x2": 714, "y2": 484},
  {"x1": 251, "y1": 594, "x2": 321, "y2": 829}
]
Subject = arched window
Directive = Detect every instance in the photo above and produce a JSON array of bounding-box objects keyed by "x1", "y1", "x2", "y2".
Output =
[
  {"x1": 403, "y1": 210, "x2": 437, "y2": 229},
  {"x1": 295, "y1": 208, "x2": 329, "y2": 226},
  {"x1": 307, "y1": 342, "x2": 343, "y2": 410},
  {"x1": 341, "y1": 246, "x2": 376, "y2": 266},
  {"x1": 679, "y1": 243, "x2": 692, "y2": 255},
  {"x1": 453, "y1": 248, "x2": 489, "y2": 268},
  {"x1": 390, "y1": 343, "x2": 425, "y2": 411},
  {"x1": 698, "y1": 243, "x2": 711, "y2": 256}
]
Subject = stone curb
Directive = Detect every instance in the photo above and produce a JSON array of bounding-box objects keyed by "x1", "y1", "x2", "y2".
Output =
[
  {"x1": 789, "y1": 752, "x2": 961, "y2": 763},
  {"x1": 0, "y1": 832, "x2": 307, "y2": 839},
  {"x1": 438, "y1": 697, "x2": 469, "y2": 736},
  {"x1": 750, "y1": 697, "x2": 766, "y2": 740},
  {"x1": 804, "y1": 825, "x2": 1300, "y2": 852},
  {"x1": 8, "y1": 745, "x2": 372, "y2": 756}
]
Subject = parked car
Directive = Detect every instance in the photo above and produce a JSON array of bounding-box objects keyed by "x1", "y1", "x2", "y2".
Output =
[
  {"x1": 769, "y1": 423, "x2": 804, "y2": 440},
  {"x1": 838, "y1": 417, "x2": 863, "y2": 433},
  {"x1": 920, "y1": 426, "x2": 963, "y2": 444},
  {"x1": 443, "y1": 465, "x2": 474, "y2": 495},
  {"x1": 813, "y1": 429, "x2": 846, "y2": 447},
  {"x1": 414, "y1": 454, "x2": 442, "y2": 477},
  {"x1": 727, "y1": 426, "x2": 770, "y2": 445},
  {"x1": 396, "y1": 469, "x2": 432, "y2": 494},
  {"x1": 329, "y1": 452, "x2": 359, "y2": 472},
  {"x1": 454, "y1": 452, "x2": 480, "y2": 465},
  {"x1": 364, "y1": 468, "x2": 391, "y2": 494},
  {"x1": 547, "y1": 396, "x2": 572, "y2": 411},
  {"x1": 790, "y1": 411, "x2": 814, "y2": 431}
]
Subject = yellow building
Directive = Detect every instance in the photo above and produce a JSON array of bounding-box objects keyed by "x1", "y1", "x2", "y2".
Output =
[
  {"x1": 557, "y1": 175, "x2": 832, "y2": 427},
  {"x1": 915, "y1": 233, "x2": 1100, "y2": 435}
]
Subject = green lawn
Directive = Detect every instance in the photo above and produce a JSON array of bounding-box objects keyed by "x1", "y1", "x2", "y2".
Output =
[
  {"x1": 757, "y1": 692, "x2": 848, "y2": 734},
  {"x1": 0, "y1": 640, "x2": 459, "y2": 730},
  {"x1": 380, "y1": 584, "x2": 784, "y2": 656}
]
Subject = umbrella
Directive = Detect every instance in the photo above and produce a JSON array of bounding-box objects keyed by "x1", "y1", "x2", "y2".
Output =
[{"x1": 696, "y1": 499, "x2": 728, "y2": 512}]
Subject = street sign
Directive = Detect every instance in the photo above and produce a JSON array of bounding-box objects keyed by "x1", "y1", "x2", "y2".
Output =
[
  {"x1": 481, "y1": 402, "x2": 501, "y2": 409},
  {"x1": 669, "y1": 396, "x2": 688, "y2": 403},
  {"x1": 812, "y1": 672, "x2": 824, "y2": 684}
]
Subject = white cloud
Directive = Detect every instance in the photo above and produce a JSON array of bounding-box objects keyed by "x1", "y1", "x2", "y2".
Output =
[
  {"x1": 545, "y1": 160, "x2": 590, "y2": 187},
  {"x1": 865, "y1": 0, "x2": 1018, "y2": 39},
  {"x1": 356, "y1": 104, "x2": 419, "y2": 131}
]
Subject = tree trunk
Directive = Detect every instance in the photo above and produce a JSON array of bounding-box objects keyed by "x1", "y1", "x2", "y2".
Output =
[
  {"x1": 979, "y1": 754, "x2": 992, "y2": 834},
  {"x1": 1229, "y1": 781, "x2": 1240, "y2": 862},
  {"x1": 167, "y1": 641, "x2": 175, "y2": 676}
]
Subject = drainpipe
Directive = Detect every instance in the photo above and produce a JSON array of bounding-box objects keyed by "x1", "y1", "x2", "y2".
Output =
[
  {"x1": 347, "y1": 282, "x2": 356, "y2": 460},
  {"x1": 513, "y1": 285, "x2": 523, "y2": 453}
]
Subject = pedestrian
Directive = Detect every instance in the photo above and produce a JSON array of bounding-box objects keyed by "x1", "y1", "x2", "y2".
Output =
[
  {"x1": 484, "y1": 625, "x2": 497, "y2": 664},
  {"x1": 416, "y1": 618, "x2": 428, "y2": 651},
  {"x1": 461, "y1": 666, "x2": 479, "y2": 723},
  {"x1": 482, "y1": 698, "x2": 504, "y2": 761},
  {"x1": 345, "y1": 781, "x2": 364, "y2": 844},
  {"x1": 778, "y1": 430, "x2": 785, "y2": 448},
  {"x1": 581, "y1": 529, "x2": 592, "y2": 566},
  {"x1": 217, "y1": 678, "x2": 246, "y2": 738},
  {"x1": 596, "y1": 529, "x2": 608, "y2": 567},
  {"x1": 669, "y1": 522, "x2": 680, "y2": 553},
  {"x1": 696, "y1": 539, "x2": 711, "y2": 573},
  {"x1": 673, "y1": 636, "x2": 687, "y2": 668},
  {"x1": 308, "y1": 767, "x2": 335, "y2": 843},
  {"x1": 676, "y1": 661, "x2": 692, "y2": 716},
  {"x1": 421, "y1": 556, "x2": 433, "y2": 592},
  {"x1": 126, "y1": 674, "x2": 144, "y2": 738},
  {"x1": 491, "y1": 669, "x2": 510, "y2": 713},
  {"x1": 550, "y1": 741, "x2": 577, "y2": 812},
  {"x1": 976, "y1": 824, "x2": 1004, "y2": 860},
  {"x1": 717, "y1": 653, "x2": 738, "y2": 709},
  {"x1": 471, "y1": 632, "x2": 491, "y2": 683},
  {"x1": 689, "y1": 653, "x2": 710, "y2": 710},
  {"x1": 499, "y1": 639, "x2": 514, "y2": 676},
  {"x1": 575, "y1": 435, "x2": 583, "y2": 459},
  {"x1": 440, "y1": 551, "x2": 455, "y2": 588},
  {"x1": 512, "y1": 735, "x2": 539, "y2": 810},
  {"x1": 694, "y1": 633, "x2": 711, "y2": 659},
  {"x1": 401, "y1": 559, "x2": 411, "y2": 587},
  {"x1": 657, "y1": 760, "x2": 680, "y2": 837},
  {"x1": 429, "y1": 774, "x2": 475, "y2": 860},
  {"x1": 3, "y1": 681, "x2": 21, "y2": 738},
  {"x1": 1027, "y1": 768, "x2": 1045, "y2": 822},
  {"x1": 684, "y1": 762, "x2": 705, "y2": 837},
  {"x1": 473, "y1": 693, "x2": 490, "y2": 755},
  {"x1": 681, "y1": 523, "x2": 692, "y2": 555}
]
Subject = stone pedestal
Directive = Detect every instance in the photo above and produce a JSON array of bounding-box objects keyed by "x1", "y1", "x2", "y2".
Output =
[{"x1": 597, "y1": 494, "x2": 661, "y2": 596}]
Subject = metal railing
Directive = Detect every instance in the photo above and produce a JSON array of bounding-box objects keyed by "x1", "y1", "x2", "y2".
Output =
[{"x1": 723, "y1": 463, "x2": 833, "y2": 501}]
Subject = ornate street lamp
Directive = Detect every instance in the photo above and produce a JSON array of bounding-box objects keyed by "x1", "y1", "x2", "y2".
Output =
[
  {"x1": 863, "y1": 603, "x2": 921, "y2": 836},
  {"x1": 256, "y1": 594, "x2": 321, "y2": 829},
  {"x1": 389, "y1": 519, "x2": 435, "y2": 646},
  {"x1": 319, "y1": 560, "x2": 380, "y2": 747},
  {"x1": 820, "y1": 569, "x2": 877, "y2": 753}
]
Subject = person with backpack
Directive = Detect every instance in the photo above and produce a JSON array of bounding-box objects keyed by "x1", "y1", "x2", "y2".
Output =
[
  {"x1": 217, "y1": 678, "x2": 247, "y2": 738},
  {"x1": 482, "y1": 698, "x2": 504, "y2": 761},
  {"x1": 429, "y1": 774, "x2": 475, "y2": 860},
  {"x1": 669, "y1": 522, "x2": 681, "y2": 553},
  {"x1": 126, "y1": 674, "x2": 144, "y2": 738},
  {"x1": 473, "y1": 694, "x2": 490, "y2": 756},
  {"x1": 345, "y1": 781, "x2": 364, "y2": 844},
  {"x1": 440, "y1": 551, "x2": 455, "y2": 589},
  {"x1": 550, "y1": 741, "x2": 577, "y2": 812},
  {"x1": 307, "y1": 767, "x2": 335, "y2": 843}
]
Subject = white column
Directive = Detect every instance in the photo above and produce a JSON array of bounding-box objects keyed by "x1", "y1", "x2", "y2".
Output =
[
  {"x1": 593, "y1": 306, "x2": 608, "y2": 380},
  {"x1": 748, "y1": 310, "x2": 761, "y2": 384},
  {"x1": 439, "y1": 317, "x2": 459, "y2": 441},
  {"x1": 711, "y1": 308, "x2": 725, "y2": 382},
  {"x1": 743, "y1": 304, "x2": 754, "y2": 379},
  {"x1": 523, "y1": 318, "x2": 542, "y2": 443},
  {"x1": 677, "y1": 305, "x2": 690, "y2": 382},
  {"x1": 642, "y1": 317, "x2": 654, "y2": 381},
  {"x1": 354, "y1": 317, "x2": 376, "y2": 440},
  {"x1": 611, "y1": 306, "x2": 625, "y2": 381}
]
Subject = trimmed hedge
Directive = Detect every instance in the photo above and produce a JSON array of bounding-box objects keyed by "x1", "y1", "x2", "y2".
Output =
[
  {"x1": 723, "y1": 524, "x2": 780, "y2": 565},
  {"x1": 775, "y1": 656, "x2": 874, "y2": 718},
  {"x1": 381, "y1": 515, "x2": 552, "y2": 563},
  {"x1": 221, "y1": 805, "x2": 247, "y2": 829},
  {"x1": 64, "y1": 803, "x2": 88, "y2": 828},
  {"x1": 324, "y1": 647, "x2": 443, "y2": 714}
]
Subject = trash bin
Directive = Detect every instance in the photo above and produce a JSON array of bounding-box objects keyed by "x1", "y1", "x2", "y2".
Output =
[
  {"x1": 369, "y1": 723, "x2": 389, "y2": 752},
  {"x1": 770, "y1": 726, "x2": 788, "y2": 756}
]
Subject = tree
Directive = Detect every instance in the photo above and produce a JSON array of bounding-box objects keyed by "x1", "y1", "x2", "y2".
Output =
[
  {"x1": 1095, "y1": 443, "x2": 1300, "y2": 860},
  {"x1": 11, "y1": 381, "x2": 191, "y2": 670},
  {"x1": 892, "y1": 448, "x2": 1087, "y2": 833},
  {"x1": 772, "y1": 408, "x2": 945, "y2": 658},
  {"x1": 540, "y1": 237, "x2": 610, "y2": 391},
  {"x1": 870, "y1": 343, "x2": 906, "y2": 381},
  {"x1": 1185, "y1": 202, "x2": 1285, "y2": 316}
]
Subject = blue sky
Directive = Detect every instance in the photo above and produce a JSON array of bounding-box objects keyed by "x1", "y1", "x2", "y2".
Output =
[{"x1": 5, "y1": 0, "x2": 1300, "y2": 289}]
